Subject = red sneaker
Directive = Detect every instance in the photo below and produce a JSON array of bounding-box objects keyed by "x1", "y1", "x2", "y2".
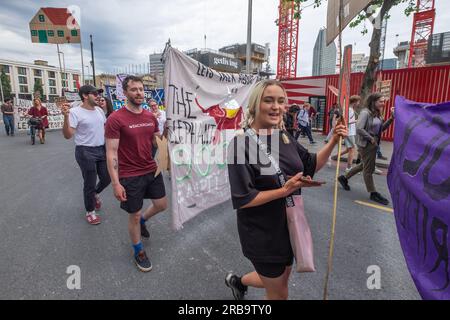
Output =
[
  {"x1": 86, "y1": 212, "x2": 101, "y2": 225},
  {"x1": 95, "y1": 194, "x2": 102, "y2": 210}
]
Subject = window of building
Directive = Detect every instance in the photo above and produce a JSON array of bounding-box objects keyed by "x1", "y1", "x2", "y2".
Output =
[
  {"x1": 34, "y1": 69, "x2": 42, "y2": 77},
  {"x1": 0, "y1": 65, "x2": 9, "y2": 74},
  {"x1": 61, "y1": 73, "x2": 68, "y2": 80},
  {"x1": 62, "y1": 80, "x2": 69, "y2": 88},
  {"x1": 48, "y1": 71, "x2": 55, "y2": 78},
  {"x1": 20, "y1": 86, "x2": 29, "y2": 93},
  {"x1": 71, "y1": 30, "x2": 78, "y2": 37},
  {"x1": 49, "y1": 79, "x2": 56, "y2": 87},
  {"x1": 34, "y1": 78, "x2": 42, "y2": 85},
  {"x1": 49, "y1": 87, "x2": 57, "y2": 95},
  {"x1": 73, "y1": 81, "x2": 77, "y2": 88},
  {"x1": 58, "y1": 30, "x2": 64, "y2": 37},
  {"x1": 48, "y1": 30, "x2": 54, "y2": 37},
  {"x1": 17, "y1": 67, "x2": 27, "y2": 75},
  {"x1": 19, "y1": 76, "x2": 28, "y2": 84},
  {"x1": 31, "y1": 30, "x2": 38, "y2": 37},
  {"x1": 39, "y1": 15, "x2": 45, "y2": 22}
]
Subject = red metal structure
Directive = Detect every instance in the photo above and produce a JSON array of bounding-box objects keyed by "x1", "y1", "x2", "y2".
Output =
[
  {"x1": 276, "y1": 0, "x2": 299, "y2": 79},
  {"x1": 408, "y1": 0, "x2": 436, "y2": 68}
]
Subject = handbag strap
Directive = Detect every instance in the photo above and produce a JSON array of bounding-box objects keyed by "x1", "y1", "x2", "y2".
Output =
[{"x1": 246, "y1": 128, "x2": 294, "y2": 207}]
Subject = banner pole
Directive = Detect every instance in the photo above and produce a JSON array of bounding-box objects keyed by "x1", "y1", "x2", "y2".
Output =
[{"x1": 323, "y1": 0, "x2": 345, "y2": 301}]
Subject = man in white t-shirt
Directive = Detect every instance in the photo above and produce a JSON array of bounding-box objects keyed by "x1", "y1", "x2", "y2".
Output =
[{"x1": 61, "y1": 85, "x2": 111, "y2": 225}]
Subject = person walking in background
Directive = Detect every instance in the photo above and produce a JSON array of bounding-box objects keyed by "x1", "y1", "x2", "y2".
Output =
[
  {"x1": 296, "y1": 104, "x2": 316, "y2": 144},
  {"x1": 338, "y1": 93, "x2": 395, "y2": 205},
  {"x1": 149, "y1": 99, "x2": 167, "y2": 159},
  {"x1": 1, "y1": 98, "x2": 15, "y2": 137},
  {"x1": 27, "y1": 98, "x2": 49, "y2": 144},
  {"x1": 307, "y1": 103, "x2": 317, "y2": 132},
  {"x1": 333, "y1": 95, "x2": 360, "y2": 174},
  {"x1": 283, "y1": 105, "x2": 296, "y2": 137},
  {"x1": 98, "y1": 96, "x2": 114, "y2": 118},
  {"x1": 99, "y1": 97, "x2": 114, "y2": 118}
]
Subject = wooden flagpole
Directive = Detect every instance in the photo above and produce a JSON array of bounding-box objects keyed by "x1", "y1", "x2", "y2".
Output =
[{"x1": 323, "y1": 0, "x2": 345, "y2": 301}]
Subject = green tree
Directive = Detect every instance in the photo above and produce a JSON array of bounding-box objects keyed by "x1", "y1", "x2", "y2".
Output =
[
  {"x1": 1, "y1": 71, "x2": 12, "y2": 101},
  {"x1": 33, "y1": 78, "x2": 44, "y2": 100},
  {"x1": 291, "y1": 0, "x2": 416, "y2": 102}
]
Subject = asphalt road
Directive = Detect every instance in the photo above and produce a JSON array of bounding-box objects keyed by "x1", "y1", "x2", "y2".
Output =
[{"x1": 0, "y1": 130, "x2": 420, "y2": 300}]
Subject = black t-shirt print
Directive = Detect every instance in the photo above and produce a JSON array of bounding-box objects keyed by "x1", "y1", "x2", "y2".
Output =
[{"x1": 227, "y1": 130, "x2": 317, "y2": 263}]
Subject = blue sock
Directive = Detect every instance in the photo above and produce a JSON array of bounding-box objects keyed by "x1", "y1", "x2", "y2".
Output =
[
  {"x1": 132, "y1": 242, "x2": 143, "y2": 257},
  {"x1": 140, "y1": 216, "x2": 146, "y2": 225}
]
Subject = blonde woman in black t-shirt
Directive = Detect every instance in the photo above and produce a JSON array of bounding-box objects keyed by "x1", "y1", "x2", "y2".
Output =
[{"x1": 225, "y1": 79, "x2": 347, "y2": 300}]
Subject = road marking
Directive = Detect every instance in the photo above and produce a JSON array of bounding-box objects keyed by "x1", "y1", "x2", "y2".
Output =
[{"x1": 354, "y1": 200, "x2": 394, "y2": 213}]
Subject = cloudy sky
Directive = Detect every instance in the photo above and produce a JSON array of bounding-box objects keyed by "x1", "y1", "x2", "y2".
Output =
[{"x1": 1, "y1": 0, "x2": 449, "y2": 77}]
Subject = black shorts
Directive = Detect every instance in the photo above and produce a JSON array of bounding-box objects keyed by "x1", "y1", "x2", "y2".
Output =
[
  {"x1": 251, "y1": 259, "x2": 294, "y2": 278},
  {"x1": 119, "y1": 172, "x2": 166, "y2": 213}
]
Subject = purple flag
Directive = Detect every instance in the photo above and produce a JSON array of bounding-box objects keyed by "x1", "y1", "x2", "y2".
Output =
[{"x1": 387, "y1": 96, "x2": 450, "y2": 300}]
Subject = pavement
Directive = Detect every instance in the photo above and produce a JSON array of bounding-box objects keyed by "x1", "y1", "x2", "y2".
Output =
[{"x1": 0, "y1": 130, "x2": 420, "y2": 300}]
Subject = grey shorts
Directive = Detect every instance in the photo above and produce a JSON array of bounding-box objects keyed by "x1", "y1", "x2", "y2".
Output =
[{"x1": 344, "y1": 135, "x2": 356, "y2": 148}]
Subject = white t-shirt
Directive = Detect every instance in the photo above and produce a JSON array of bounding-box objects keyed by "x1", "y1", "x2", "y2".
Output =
[
  {"x1": 348, "y1": 107, "x2": 356, "y2": 136},
  {"x1": 69, "y1": 106, "x2": 106, "y2": 146}
]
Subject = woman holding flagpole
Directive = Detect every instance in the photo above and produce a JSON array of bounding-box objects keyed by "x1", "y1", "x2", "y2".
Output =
[{"x1": 225, "y1": 79, "x2": 347, "y2": 300}]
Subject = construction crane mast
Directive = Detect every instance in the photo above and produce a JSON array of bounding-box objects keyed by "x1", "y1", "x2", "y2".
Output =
[
  {"x1": 276, "y1": 0, "x2": 300, "y2": 79},
  {"x1": 408, "y1": 0, "x2": 436, "y2": 68}
]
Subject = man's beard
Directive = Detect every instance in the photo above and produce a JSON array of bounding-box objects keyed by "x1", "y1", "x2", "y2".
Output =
[{"x1": 87, "y1": 97, "x2": 97, "y2": 107}]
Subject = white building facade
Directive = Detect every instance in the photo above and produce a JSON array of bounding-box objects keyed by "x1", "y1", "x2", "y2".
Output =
[{"x1": 0, "y1": 59, "x2": 81, "y2": 102}]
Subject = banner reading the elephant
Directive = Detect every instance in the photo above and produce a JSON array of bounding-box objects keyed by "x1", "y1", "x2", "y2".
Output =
[
  {"x1": 164, "y1": 47, "x2": 260, "y2": 230},
  {"x1": 387, "y1": 96, "x2": 450, "y2": 300}
]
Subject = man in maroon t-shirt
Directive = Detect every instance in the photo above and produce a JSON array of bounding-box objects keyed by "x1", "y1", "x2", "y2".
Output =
[{"x1": 105, "y1": 76, "x2": 167, "y2": 272}]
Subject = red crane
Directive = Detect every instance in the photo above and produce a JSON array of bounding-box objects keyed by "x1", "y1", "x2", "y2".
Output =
[
  {"x1": 408, "y1": 0, "x2": 436, "y2": 68},
  {"x1": 276, "y1": 0, "x2": 300, "y2": 79}
]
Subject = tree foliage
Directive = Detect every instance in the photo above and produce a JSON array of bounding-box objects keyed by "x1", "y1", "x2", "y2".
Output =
[{"x1": 1, "y1": 71, "x2": 12, "y2": 101}]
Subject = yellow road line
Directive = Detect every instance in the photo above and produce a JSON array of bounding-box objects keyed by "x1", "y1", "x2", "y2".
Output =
[{"x1": 354, "y1": 200, "x2": 394, "y2": 213}]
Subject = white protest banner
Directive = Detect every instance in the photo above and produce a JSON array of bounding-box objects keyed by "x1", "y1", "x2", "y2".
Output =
[
  {"x1": 13, "y1": 98, "x2": 64, "y2": 131},
  {"x1": 64, "y1": 91, "x2": 81, "y2": 102},
  {"x1": 164, "y1": 47, "x2": 259, "y2": 230}
]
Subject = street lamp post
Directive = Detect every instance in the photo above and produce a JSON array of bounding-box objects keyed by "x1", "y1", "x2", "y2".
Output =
[
  {"x1": 85, "y1": 65, "x2": 90, "y2": 84},
  {"x1": 58, "y1": 50, "x2": 66, "y2": 93},
  {"x1": 90, "y1": 35, "x2": 96, "y2": 86},
  {"x1": 246, "y1": 0, "x2": 253, "y2": 74}
]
